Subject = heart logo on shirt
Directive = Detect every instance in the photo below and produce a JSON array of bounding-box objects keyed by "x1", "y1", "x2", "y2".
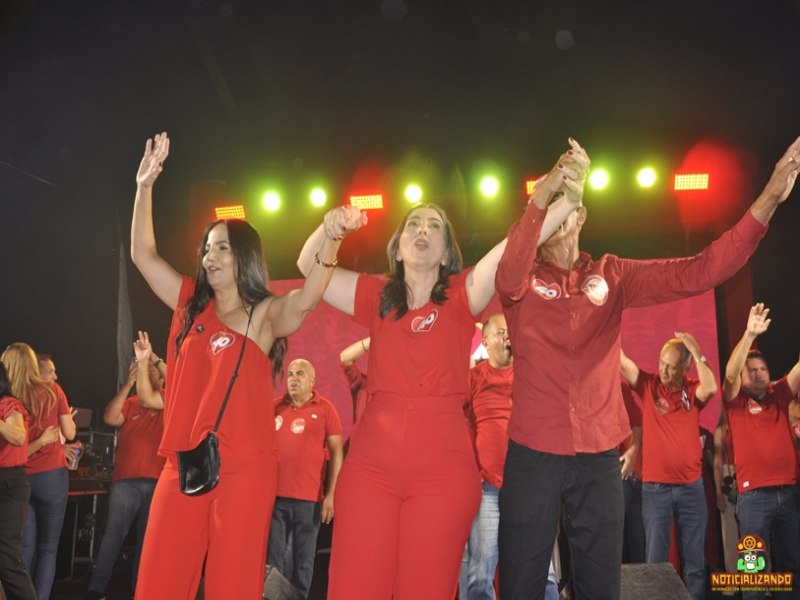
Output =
[
  {"x1": 291, "y1": 418, "x2": 306, "y2": 434},
  {"x1": 581, "y1": 275, "x2": 609, "y2": 306},
  {"x1": 209, "y1": 332, "x2": 235, "y2": 355},
  {"x1": 746, "y1": 399, "x2": 763, "y2": 415},
  {"x1": 275, "y1": 415, "x2": 283, "y2": 431},
  {"x1": 411, "y1": 309, "x2": 438, "y2": 333},
  {"x1": 531, "y1": 278, "x2": 562, "y2": 300}
]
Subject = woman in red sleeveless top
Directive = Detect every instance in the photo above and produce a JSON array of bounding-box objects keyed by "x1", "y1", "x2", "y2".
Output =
[{"x1": 130, "y1": 132, "x2": 364, "y2": 599}]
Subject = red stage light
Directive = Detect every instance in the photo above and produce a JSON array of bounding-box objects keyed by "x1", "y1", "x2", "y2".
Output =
[
  {"x1": 349, "y1": 194, "x2": 384, "y2": 210},
  {"x1": 673, "y1": 173, "x2": 709, "y2": 191},
  {"x1": 214, "y1": 205, "x2": 246, "y2": 220}
]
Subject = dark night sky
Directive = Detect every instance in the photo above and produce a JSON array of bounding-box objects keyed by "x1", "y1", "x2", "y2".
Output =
[{"x1": 1, "y1": 0, "x2": 799, "y2": 417}]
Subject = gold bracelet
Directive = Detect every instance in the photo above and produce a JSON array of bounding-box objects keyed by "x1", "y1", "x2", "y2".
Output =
[{"x1": 314, "y1": 252, "x2": 338, "y2": 268}]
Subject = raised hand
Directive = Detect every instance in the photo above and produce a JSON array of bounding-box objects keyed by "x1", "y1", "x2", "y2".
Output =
[
  {"x1": 126, "y1": 360, "x2": 138, "y2": 386},
  {"x1": 136, "y1": 132, "x2": 170, "y2": 188},
  {"x1": 323, "y1": 205, "x2": 368, "y2": 240},
  {"x1": 134, "y1": 330, "x2": 153, "y2": 363},
  {"x1": 674, "y1": 331, "x2": 702, "y2": 359},
  {"x1": 530, "y1": 137, "x2": 590, "y2": 210},
  {"x1": 762, "y1": 136, "x2": 800, "y2": 205},
  {"x1": 746, "y1": 303, "x2": 771, "y2": 337}
]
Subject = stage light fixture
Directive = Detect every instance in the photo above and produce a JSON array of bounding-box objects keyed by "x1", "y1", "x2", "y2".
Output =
[
  {"x1": 525, "y1": 176, "x2": 546, "y2": 197},
  {"x1": 310, "y1": 188, "x2": 327, "y2": 207},
  {"x1": 214, "y1": 205, "x2": 246, "y2": 220},
  {"x1": 404, "y1": 183, "x2": 423, "y2": 203},
  {"x1": 588, "y1": 169, "x2": 610, "y2": 191},
  {"x1": 673, "y1": 173, "x2": 709, "y2": 191},
  {"x1": 479, "y1": 176, "x2": 500, "y2": 198},
  {"x1": 350, "y1": 194, "x2": 384, "y2": 210},
  {"x1": 262, "y1": 191, "x2": 281, "y2": 212},
  {"x1": 636, "y1": 167, "x2": 657, "y2": 188}
]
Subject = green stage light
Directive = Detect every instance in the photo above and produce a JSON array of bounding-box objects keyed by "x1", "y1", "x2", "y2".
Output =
[
  {"x1": 588, "y1": 169, "x2": 610, "y2": 191},
  {"x1": 310, "y1": 188, "x2": 327, "y2": 207},
  {"x1": 637, "y1": 167, "x2": 657, "y2": 188},
  {"x1": 262, "y1": 191, "x2": 281, "y2": 212},
  {"x1": 405, "y1": 183, "x2": 423, "y2": 203},
  {"x1": 479, "y1": 176, "x2": 500, "y2": 198}
]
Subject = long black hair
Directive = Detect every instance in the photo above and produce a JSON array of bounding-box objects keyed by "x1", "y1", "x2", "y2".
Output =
[
  {"x1": 379, "y1": 203, "x2": 463, "y2": 319},
  {"x1": 175, "y1": 219, "x2": 287, "y2": 380}
]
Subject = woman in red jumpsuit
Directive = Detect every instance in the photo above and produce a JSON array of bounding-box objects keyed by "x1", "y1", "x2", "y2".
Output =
[
  {"x1": 296, "y1": 139, "x2": 588, "y2": 600},
  {"x1": 130, "y1": 132, "x2": 364, "y2": 600}
]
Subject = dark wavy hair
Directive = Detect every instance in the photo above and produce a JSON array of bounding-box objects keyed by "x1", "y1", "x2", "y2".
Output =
[
  {"x1": 380, "y1": 203, "x2": 463, "y2": 319},
  {"x1": 175, "y1": 219, "x2": 287, "y2": 380}
]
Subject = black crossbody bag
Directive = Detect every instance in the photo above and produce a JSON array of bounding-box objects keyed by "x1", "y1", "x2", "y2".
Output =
[{"x1": 177, "y1": 307, "x2": 253, "y2": 496}]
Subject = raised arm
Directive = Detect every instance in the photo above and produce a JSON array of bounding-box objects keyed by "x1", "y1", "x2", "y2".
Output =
[
  {"x1": 104, "y1": 361, "x2": 137, "y2": 427},
  {"x1": 295, "y1": 205, "x2": 366, "y2": 316},
  {"x1": 133, "y1": 330, "x2": 165, "y2": 410},
  {"x1": 723, "y1": 303, "x2": 770, "y2": 403},
  {"x1": 749, "y1": 136, "x2": 800, "y2": 224},
  {"x1": 131, "y1": 132, "x2": 182, "y2": 310},
  {"x1": 675, "y1": 331, "x2": 718, "y2": 405},
  {"x1": 494, "y1": 139, "x2": 589, "y2": 305},
  {"x1": 340, "y1": 337, "x2": 370, "y2": 366},
  {"x1": 619, "y1": 349, "x2": 640, "y2": 388}
]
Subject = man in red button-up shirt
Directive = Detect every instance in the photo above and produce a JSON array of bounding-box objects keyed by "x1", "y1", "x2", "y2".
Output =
[{"x1": 496, "y1": 137, "x2": 800, "y2": 600}]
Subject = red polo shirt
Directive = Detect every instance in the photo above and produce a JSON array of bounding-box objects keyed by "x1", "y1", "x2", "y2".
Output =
[
  {"x1": 274, "y1": 391, "x2": 342, "y2": 502},
  {"x1": 637, "y1": 371, "x2": 704, "y2": 484},
  {"x1": 0, "y1": 396, "x2": 28, "y2": 468},
  {"x1": 113, "y1": 396, "x2": 166, "y2": 482},
  {"x1": 497, "y1": 203, "x2": 766, "y2": 456},
  {"x1": 466, "y1": 360, "x2": 513, "y2": 489},
  {"x1": 724, "y1": 377, "x2": 797, "y2": 493}
]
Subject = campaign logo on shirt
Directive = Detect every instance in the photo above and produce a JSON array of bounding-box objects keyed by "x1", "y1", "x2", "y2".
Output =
[
  {"x1": 530, "y1": 278, "x2": 562, "y2": 300},
  {"x1": 581, "y1": 275, "x2": 609, "y2": 306},
  {"x1": 655, "y1": 397, "x2": 670, "y2": 415},
  {"x1": 411, "y1": 309, "x2": 438, "y2": 333},
  {"x1": 290, "y1": 418, "x2": 306, "y2": 434},
  {"x1": 210, "y1": 331, "x2": 236, "y2": 355},
  {"x1": 746, "y1": 398, "x2": 763, "y2": 415}
]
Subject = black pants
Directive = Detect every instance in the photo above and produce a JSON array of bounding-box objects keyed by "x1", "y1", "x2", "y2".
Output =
[
  {"x1": 499, "y1": 441, "x2": 624, "y2": 600},
  {"x1": 0, "y1": 466, "x2": 36, "y2": 600}
]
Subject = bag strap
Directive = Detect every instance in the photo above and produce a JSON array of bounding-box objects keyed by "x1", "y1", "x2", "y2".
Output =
[{"x1": 211, "y1": 305, "x2": 254, "y2": 433}]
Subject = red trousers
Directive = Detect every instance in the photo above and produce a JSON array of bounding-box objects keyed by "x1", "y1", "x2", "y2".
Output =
[
  {"x1": 328, "y1": 393, "x2": 481, "y2": 600},
  {"x1": 135, "y1": 457, "x2": 277, "y2": 600}
]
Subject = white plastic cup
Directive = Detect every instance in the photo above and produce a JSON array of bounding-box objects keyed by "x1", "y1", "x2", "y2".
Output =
[{"x1": 67, "y1": 446, "x2": 82, "y2": 470}]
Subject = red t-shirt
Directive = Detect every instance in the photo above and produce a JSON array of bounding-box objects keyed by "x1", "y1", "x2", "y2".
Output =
[
  {"x1": 466, "y1": 360, "x2": 513, "y2": 488},
  {"x1": 353, "y1": 270, "x2": 477, "y2": 403},
  {"x1": 724, "y1": 377, "x2": 797, "y2": 492},
  {"x1": 26, "y1": 383, "x2": 70, "y2": 475},
  {"x1": 341, "y1": 363, "x2": 369, "y2": 423},
  {"x1": 274, "y1": 391, "x2": 342, "y2": 501},
  {"x1": 497, "y1": 205, "x2": 766, "y2": 456},
  {"x1": 619, "y1": 382, "x2": 643, "y2": 479},
  {"x1": 637, "y1": 371, "x2": 704, "y2": 484},
  {"x1": 113, "y1": 396, "x2": 166, "y2": 482},
  {"x1": 0, "y1": 396, "x2": 29, "y2": 468},
  {"x1": 161, "y1": 277, "x2": 277, "y2": 471}
]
